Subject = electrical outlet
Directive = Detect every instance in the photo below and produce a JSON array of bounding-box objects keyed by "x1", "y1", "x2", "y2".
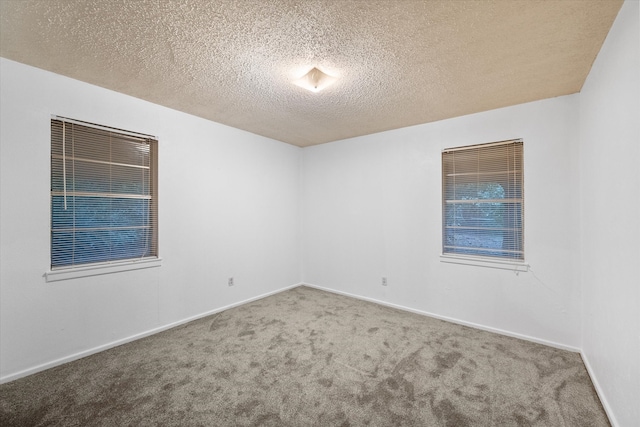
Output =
[
  {"x1": 228, "y1": 277, "x2": 234, "y2": 287},
  {"x1": 382, "y1": 277, "x2": 387, "y2": 286}
]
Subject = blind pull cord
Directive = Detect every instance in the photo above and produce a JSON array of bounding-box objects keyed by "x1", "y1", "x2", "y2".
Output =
[
  {"x1": 62, "y1": 122, "x2": 67, "y2": 210},
  {"x1": 140, "y1": 147, "x2": 147, "y2": 260}
]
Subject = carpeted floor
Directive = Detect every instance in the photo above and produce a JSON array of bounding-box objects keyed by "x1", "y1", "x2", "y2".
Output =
[{"x1": 0, "y1": 286, "x2": 609, "y2": 426}]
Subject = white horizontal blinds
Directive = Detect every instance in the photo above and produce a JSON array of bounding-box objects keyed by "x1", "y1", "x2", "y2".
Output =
[
  {"x1": 51, "y1": 118, "x2": 158, "y2": 268},
  {"x1": 442, "y1": 139, "x2": 524, "y2": 260}
]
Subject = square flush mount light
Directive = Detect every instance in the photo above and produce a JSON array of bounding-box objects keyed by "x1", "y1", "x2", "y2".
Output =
[{"x1": 293, "y1": 67, "x2": 337, "y2": 93}]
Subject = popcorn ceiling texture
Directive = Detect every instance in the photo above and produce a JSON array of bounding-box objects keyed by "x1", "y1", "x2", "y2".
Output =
[{"x1": 0, "y1": 0, "x2": 623, "y2": 147}]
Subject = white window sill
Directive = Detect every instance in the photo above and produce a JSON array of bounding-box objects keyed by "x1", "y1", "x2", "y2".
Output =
[
  {"x1": 45, "y1": 257, "x2": 162, "y2": 282},
  {"x1": 440, "y1": 254, "x2": 529, "y2": 272}
]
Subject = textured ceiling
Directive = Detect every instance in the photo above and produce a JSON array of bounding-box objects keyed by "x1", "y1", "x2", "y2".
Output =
[{"x1": 0, "y1": 0, "x2": 623, "y2": 147}]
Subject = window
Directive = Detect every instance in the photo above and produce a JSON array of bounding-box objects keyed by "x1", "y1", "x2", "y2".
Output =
[
  {"x1": 51, "y1": 117, "x2": 158, "y2": 270},
  {"x1": 442, "y1": 139, "x2": 523, "y2": 261}
]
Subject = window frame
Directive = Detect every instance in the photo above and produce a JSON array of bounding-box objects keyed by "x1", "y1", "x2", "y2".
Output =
[
  {"x1": 440, "y1": 139, "x2": 526, "y2": 270},
  {"x1": 46, "y1": 116, "x2": 160, "y2": 281}
]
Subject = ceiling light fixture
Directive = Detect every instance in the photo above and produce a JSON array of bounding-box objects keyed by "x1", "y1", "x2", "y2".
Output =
[{"x1": 293, "y1": 67, "x2": 337, "y2": 93}]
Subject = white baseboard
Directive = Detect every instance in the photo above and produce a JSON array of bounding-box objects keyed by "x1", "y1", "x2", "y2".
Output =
[
  {"x1": 306, "y1": 281, "x2": 615, "y2": 425},
  {"x1": 3, "y1": 281, "x2": 615, "y2": 426},
  {"x1": 301, "y1": 283, "x2": 581, "y2": 353},
  {"x1": 580, "y1": 351, "x2": 618, "y2": 427},
  {"x1": 0, "y1": 282, "x2": 303, "y2": 384}
]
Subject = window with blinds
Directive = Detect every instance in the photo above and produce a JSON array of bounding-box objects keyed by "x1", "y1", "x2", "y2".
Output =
[
  {"x1": 442, "y1": 139, "x2": 523, "y2": 260},
  {"x1": 51, "y1": 117, "x2": 158, "y2": 269}
]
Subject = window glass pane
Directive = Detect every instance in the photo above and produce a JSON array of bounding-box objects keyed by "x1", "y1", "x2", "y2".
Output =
[
  {"x1": 51, "y1": 231, "x2": 74, "y2": 267},
  {"x1": 52, "y1": 196, "x2": 151, "y2": 229},
  {"x1": 110, "y1": 229, "x2": 153, "y2": 260},
  {"x1": 110, "y1": 165, "x2": 150, "y2": 195},
  {"x1": 444, "y1": 227, "x2": 507, "y2": 251},
  {"x1": 110, "y1": 198, "x2": 151, "y2": 228},
  {"x1": 72, "y1": 161, "x2": 111, "y2": 193},
  {"x1": 111, "y1": 139, "x2": 149, "y2": 165},
  {"x1": 51, "y1": 213, "x2": 154, "y2": 265},
  {"x1": 51, "y1": 196, "x2": 74, "y2": 229},
  {"x1": 52, "y1": 215, "x2": 153, "y2": 265},
  {"x1": 70, "y1": 127, "x2": 110, "y2": 160}
]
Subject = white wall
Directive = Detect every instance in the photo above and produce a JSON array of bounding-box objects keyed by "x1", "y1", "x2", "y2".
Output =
[
  {"x1": 579, "y1": 1, "x2": 640, "y2": 426},
  {"x1": 0, "y1": 58, "x2": 302, "y2": 381},
  {"x1": 302, "y1": 94, "x2": 582, "y2": 350},
  {"x1": 1, "y1": 3, "x2": 638, "y2": 424}
]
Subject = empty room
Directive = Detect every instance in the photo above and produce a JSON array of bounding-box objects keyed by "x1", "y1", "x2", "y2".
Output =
[{"x1": 0, "y1": 1, "x2": 638, "y2": 426}]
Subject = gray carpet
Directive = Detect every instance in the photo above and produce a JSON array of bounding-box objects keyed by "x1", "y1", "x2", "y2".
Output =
[{"x1": 0, "y1": 286, "x2": 609, "y2": 426}]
